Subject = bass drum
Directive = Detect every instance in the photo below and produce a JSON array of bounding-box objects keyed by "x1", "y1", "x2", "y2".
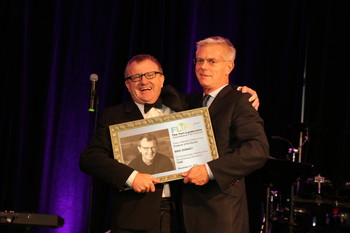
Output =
[{"x1": 325, "y1": 208, "x2": 350, "y2": 228}]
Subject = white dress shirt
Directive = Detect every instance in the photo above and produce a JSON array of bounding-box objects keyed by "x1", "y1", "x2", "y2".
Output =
[{"x1": 126, "y1": 103, "x2": 174, "y2": 197}]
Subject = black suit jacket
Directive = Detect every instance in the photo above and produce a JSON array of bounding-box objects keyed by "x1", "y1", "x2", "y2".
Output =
[
  {"x1": 80, "y1": 85, "x2": 186, "y2": 231},
  {"x1": 183, "y1": 85, "x2": 269, "y2": 233}
]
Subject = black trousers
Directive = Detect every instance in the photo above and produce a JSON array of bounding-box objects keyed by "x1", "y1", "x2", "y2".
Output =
[{"x1": 115, "y1": 198, "x2": 178, "y2": 233}]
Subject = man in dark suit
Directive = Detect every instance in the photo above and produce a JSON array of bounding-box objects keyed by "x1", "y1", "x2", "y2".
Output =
[
  {"x1": 181, "y1": 36, "x2": 270, "y2": 233},
  {"x1": 80, "y1": 54, "x2": 260, "y2": 233}
]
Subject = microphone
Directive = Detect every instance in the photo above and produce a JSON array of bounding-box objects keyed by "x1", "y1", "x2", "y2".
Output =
[{"x1": 88, "y1": 73, "x2": 98, "y2": 112}]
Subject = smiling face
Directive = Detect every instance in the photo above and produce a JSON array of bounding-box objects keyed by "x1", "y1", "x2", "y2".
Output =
[
  {"x1": 195, "y1": 44, "x2": 234, "y2": 94},
  {"x1": 138, "y1": 138, "x2": 157, "y2": 165},
  {"x1": 125, "y1": 59, "x2": 164, "y2": 104}
]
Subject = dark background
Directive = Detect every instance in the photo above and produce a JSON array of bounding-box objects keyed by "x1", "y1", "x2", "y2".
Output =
[{"x1": 1, "y1": 0, "x2": 349, "y2": 233}]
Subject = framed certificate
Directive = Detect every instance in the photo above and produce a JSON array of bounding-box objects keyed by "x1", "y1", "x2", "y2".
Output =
[{"x1": 109, "y1": 107, "x2": 218, "y2": 182}]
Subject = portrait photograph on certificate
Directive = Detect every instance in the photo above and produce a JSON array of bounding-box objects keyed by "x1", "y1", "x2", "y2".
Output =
[
  {"x1": 120, "y1": 129, "x2": 176, "y2": 175},
  {"x1": 109, "y1": 107, "x2": 219, "y2": 182}
]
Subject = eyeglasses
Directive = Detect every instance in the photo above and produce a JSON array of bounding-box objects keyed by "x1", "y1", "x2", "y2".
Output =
[
  {"x1": 125, "y1": 71, "x2": 163, "y2": 82},
  {"x1": 193, "y1": 58, "x2": 229, "y2": 65}
]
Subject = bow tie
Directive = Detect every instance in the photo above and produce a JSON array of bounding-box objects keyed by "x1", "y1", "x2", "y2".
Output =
[{"x1": 144, "y1": 98, "x2": 163, "y2": 113}]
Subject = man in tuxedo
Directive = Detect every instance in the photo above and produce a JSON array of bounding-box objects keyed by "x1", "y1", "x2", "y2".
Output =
[
  {"x1": 80, "y1": 54, "x2": 260, "y2": 233},
  {"x1": 80, "y1": 54, "x2": 185, "y2": 233},
  {"x1": 181, "y1": 36, "x2": 270, "y2": 233}
]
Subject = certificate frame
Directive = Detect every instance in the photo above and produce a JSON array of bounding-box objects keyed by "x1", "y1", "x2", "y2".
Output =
[{"x1": 109, "y1": 107, "x2": 218, "y2": 182}]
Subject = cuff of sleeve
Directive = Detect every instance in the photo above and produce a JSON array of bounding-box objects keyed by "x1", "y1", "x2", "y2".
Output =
[
  {"x1": 126, "y1": 170, "x2": 139, "y2": 187},
  {"x1": 205, "y1": 163, "x2": 215, "y2": 180}
]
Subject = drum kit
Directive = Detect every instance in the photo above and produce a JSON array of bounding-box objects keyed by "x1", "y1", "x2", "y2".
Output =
[{"x1": 260, "y1": 132, "x2": 350, "y2": 233}]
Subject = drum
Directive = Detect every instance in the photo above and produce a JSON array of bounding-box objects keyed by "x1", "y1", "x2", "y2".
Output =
[
  {"x1": 325, "y1": 208, "x2": 350, "y2": 227},
  {"x1": 298, "y1": 174, "x2": 335, "y2": 200},
  {"x1": 293, "y1": 178, "x2": 350, "y2": 232}
]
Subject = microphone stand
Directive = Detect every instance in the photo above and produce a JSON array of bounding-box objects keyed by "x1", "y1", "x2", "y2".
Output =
[{"x1": 87, "y1": 96, "x2": 99, "y2": 233}]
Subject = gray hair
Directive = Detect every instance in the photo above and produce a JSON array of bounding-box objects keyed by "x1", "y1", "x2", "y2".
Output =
[{"x1": 196, "y1": 36, "x2": 236, "y2": 61}]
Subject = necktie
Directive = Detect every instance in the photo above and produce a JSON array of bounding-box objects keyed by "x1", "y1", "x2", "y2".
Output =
[
  {"x1": 202, "y1": 94, "x2": 211, "y2": 107},
  {"x1": 144, "y1": 98, "x2": 163, "y2": 113}
]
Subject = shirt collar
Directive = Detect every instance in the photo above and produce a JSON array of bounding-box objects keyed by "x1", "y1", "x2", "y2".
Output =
[{"x1": 203, "y1": 84, "x2": 228, "y2": 98}]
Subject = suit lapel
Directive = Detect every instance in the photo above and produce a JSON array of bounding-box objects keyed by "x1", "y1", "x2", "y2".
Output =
[
  {"x1": 208, "y1": 85, "x2": 233, "y2": 118},
  {"x1": 124, "y1": 100, "x2": 144, "y2": 121}
]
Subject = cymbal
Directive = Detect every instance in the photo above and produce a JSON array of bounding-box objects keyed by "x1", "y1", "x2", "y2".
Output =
[{"x1": 294, "y1": 196, "x2": 350, "y2": 208}]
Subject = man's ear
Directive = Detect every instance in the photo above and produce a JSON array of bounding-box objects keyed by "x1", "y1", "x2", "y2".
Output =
[
  {"x1": 160, "y1": 74, "x2": 165, "y2": 88},
  {"x1": 125, "y1": 80, "x2": 131, "y2": 92},
  {"x1": 227, "y1": 61, "x2": 234, "y2": 74}
]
